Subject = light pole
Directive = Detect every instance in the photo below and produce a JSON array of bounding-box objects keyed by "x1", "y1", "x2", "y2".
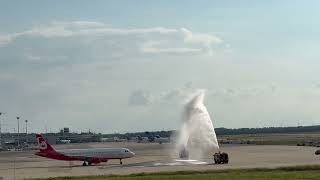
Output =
[
  {"x1": 25, "y1": 120, "x2": 28, "y2": 134},
  {"x1": 16, "y1": 116, "x2": 20, "y2": 147},
  {"x1": 0, "y1": 112, "x2": 2, "y2": 147}
]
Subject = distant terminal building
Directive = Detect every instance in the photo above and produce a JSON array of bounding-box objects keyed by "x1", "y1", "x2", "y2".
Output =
[
  {"x1": 0, "y1": 127, "x2": 102, "y2": 151},
  {"x1": 64, "y1": 127, "x2": 70, "y2": 134},
  {"x1": 60, "y1": 127, "x2": 70, "y2": 135}
]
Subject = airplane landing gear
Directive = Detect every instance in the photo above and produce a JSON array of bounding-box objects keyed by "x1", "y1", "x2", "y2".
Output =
[
  {"x1": 88, "y1": 162, "x2": 92, "y2": 166},
  {"x1": 82, "y1": 162, "x2": 87, "y2": 166},
  {"x1": 120, "y1": 159, "x2": 123, "y2": 165}
]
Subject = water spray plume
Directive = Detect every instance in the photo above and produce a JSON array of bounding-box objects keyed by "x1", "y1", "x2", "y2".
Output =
[{"x1": 176, "y1": 90, "x2": 219, "y2": 159}]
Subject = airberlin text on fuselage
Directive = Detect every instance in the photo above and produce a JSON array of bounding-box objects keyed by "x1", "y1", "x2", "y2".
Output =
[{"x1": 34, "y1": 134, "x2": 135, "y2": 165}]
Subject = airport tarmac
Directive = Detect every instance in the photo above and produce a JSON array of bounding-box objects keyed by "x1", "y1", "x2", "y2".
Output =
[{"x1": 1, "y1": 142, "x2": 320, "y2": 179}]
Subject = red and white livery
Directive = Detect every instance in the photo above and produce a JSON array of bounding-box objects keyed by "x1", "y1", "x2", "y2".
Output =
[{"x1": 35, "y1": 134, "x2": 135, "y2": 166}]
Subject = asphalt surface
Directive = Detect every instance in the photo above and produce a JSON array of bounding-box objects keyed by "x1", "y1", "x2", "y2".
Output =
[{"x1": 1, "y1": 142, "x2": 320, "y2": 179}]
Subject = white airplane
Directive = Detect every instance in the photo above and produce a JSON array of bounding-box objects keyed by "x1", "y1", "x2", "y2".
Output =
[
  {"x1": 35, "y1": 134, "x2": 135, "y2": 166},
  {"x1": 135, "y1": 135, "x2": 149, "y2": 143},
  {"x1": 59, "y1": 139, "x2": 71, "y2": 144},
  {"x1": 153, "y1": 135, "x2": 170, "y2": 144}
]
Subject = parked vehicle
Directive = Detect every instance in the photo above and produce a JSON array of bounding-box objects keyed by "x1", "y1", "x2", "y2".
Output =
[{"x1": 213, "y1": 152, "x2": 229, "y2": 164}]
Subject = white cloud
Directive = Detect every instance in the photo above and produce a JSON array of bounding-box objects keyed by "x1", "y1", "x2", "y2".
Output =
[
  {"x1": 181, "y1": 28, "x2": 223, "y2": 56},
  {"x1": 211, "y1": 85, "x2": 277, "y2": 99},
  {"x1": 25, "y1": 54, "x2": 41, "y2": 61},
  {"x1": 56, "y1": 21, "x2": 106, "y2": 28},
  {"x1": 26, "y1": 25, "x2": 73, "y2": 38},
  {"x1": 128, "y1": 82, "x2": 196, "y2": 107},
  {"x1": 130, "y1": 84, "x2": 279, "y2": 108},
  {"x1": 181, "y1": 28, "x2": 222, "y2": 45},
  {"x1": 0, "y1": 22, "x2": 179, "y2": 40},
  {"x1": 0, "y1": 34, "x2": 14, "y2": 45},
  {"x1": 0, "y1": 21, "x2": 224, "y2": 57},
  {"x1": 0, "y1": 21, "x2": 229, "y2": 132},
  {"x1": 142, "y1": 47, "x2": 202, "y2": 55},
  {"x1": 25, "y1": 54, "x2": 68, "y2": 63},
  {"x1": 128, "y1": 90, "x2": 154, "y2": 106}
]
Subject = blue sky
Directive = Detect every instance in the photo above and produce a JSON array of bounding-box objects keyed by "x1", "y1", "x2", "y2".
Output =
[{"x1": 1, "y1": 1, "x2": 320, "y2": 133}]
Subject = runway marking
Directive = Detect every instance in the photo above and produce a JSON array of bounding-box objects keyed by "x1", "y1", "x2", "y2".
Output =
[
  {"x1": 132, "y1": 166, "x2": 146, "y2": 168},
  {"x1": 175, "y1": 159, "x2": 208, "y2": 165},
  {"x1": 175, "y1": 159, "x2": 199, "y2": 162},
  {"x1": 152, "y1": 159, "x2": 208, "y2": 166},
  {"x1": 154, "y1": 162, "x2": 182, "y2": 166}
]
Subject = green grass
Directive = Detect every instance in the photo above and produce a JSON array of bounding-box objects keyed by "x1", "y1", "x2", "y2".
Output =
[
  {"x1": 29, "y1": 165, "x2": 320, "y2": 180},
  {"x1": 219, "y1": 133, "x2": 320, "y2": 145}
]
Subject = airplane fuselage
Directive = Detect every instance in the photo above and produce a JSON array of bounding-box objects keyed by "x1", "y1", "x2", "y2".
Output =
[
  {"x1": 34, "y1": 134, "x2": 135, "y2": 165},
  {"x1": 36, "y1": 148, "x2": 134, "y2": 162}
]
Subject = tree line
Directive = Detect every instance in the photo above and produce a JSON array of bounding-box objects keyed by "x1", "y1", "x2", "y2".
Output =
[{"x1": 102, "y1": 125, "x2": 320, "y2": 138}]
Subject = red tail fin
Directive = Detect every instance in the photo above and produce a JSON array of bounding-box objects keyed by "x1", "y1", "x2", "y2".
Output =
[{"x1": 36, "y1": 134, "x2": 55, "y2": 152}]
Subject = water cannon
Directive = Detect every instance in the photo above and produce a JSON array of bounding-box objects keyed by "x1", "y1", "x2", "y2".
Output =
[{"x1": 179, "y1": 146, "x2": 189, "y2": 159}]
